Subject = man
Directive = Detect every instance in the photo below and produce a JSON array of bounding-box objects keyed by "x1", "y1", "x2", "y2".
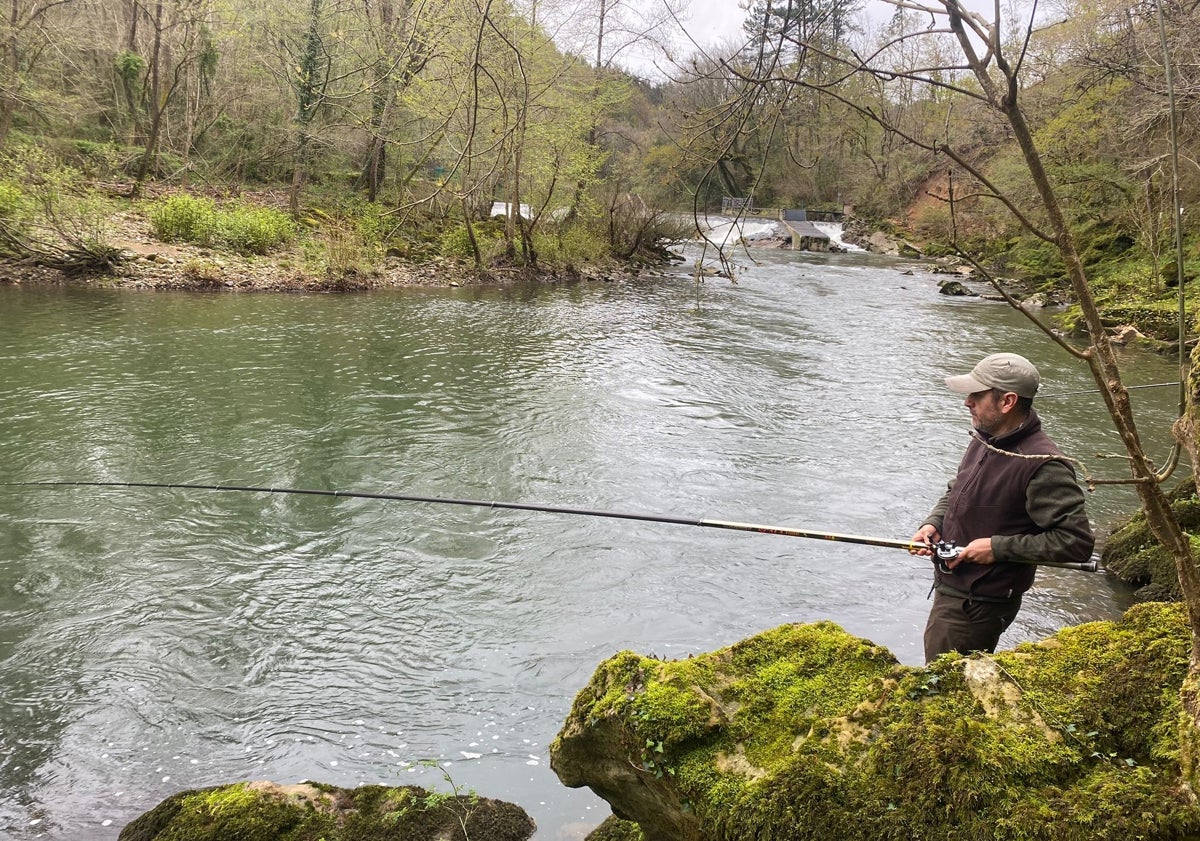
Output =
[{"x1": 911, "y1": 352, "x2": 1094, "y2": 662}]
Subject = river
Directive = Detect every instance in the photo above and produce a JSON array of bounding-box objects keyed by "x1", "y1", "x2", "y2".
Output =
[{"x1": 0, "y1": 247, "x2": 1184, "y2": 839}]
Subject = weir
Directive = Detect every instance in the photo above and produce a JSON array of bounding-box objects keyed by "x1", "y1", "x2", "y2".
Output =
[{"x1": 699, "y1": 204, "x2": 862, "y2": 251}]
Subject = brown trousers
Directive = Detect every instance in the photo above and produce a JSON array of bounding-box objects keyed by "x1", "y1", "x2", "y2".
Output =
[{"x1": 923, "y1": 589, "x2": 1022, "y2": 663}]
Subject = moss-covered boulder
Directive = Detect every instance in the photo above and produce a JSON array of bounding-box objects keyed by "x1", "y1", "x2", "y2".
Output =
[
  {"x1": 118, "y1": 780, "x2": 535, "y2": 841},
  {"x1": 1103, "y1": 477, "x2": 1200, "y2": 601},
  {"x1": 585, "y1": 815, "x2": 645, "y2": 841},
  {"x1": 551, "y1": 606, "x2": 1199, "y2": 841}
]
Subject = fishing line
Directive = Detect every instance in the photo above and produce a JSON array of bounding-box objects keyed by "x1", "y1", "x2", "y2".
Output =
[
  {"x1": 1037, "y1": 382, "x2": 1180, "y2": 399},
  {"x1": 1, "y1": 481, "x2": 1099, "y2": 572}
]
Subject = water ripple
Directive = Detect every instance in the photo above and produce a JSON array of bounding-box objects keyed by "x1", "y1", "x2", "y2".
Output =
[{"x1": 0, "y1": 258, "x2": 1182, "y2": 839}]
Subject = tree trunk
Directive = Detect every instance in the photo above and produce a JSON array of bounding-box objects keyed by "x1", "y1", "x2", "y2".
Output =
[
  {"x1": 130, "y1": 0, "x2": 164, "y2": 198},
  {"x1": 289, "y1": 128, "x2": 309, "y2": 217},
  {"x1": 289, "y1": 0, "x2": 324, "y2": 219}
]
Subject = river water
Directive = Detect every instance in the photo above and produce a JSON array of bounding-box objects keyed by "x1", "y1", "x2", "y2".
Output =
[{"x1": 0, "y1": 247, "x2": 1184, "y2": 839}]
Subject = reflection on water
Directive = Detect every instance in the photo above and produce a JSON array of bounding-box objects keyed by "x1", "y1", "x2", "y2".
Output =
[{"x1": 0, "y1": 252, "x2": 1184, "y2": 839}]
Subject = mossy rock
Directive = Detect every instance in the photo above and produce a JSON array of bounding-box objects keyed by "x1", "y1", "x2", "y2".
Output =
[
  {"x1": 552, "y1": 606, "x2": 1200, "y2": 841},
  {"x1": 1102, "y1": 477, "x2": 1200, "y2": 600},
  {"x1": 586, "y1": 815, "x2": 645, "y2": 841},
  {"x1": 1095, "y1": 301, "x2": 1197, "y2": 342},
  {"x1": 118, "y1": 780, "x2": 536, "y2": 841}
]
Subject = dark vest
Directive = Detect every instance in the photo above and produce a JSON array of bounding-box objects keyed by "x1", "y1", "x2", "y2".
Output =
[{"x1": 936, "y1": 410, "x2": 1068, "y2": 599}]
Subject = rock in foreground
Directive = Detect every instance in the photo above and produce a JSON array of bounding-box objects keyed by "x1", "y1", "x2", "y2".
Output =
[
  {"x1": 551, "y1": 605, "x2": 1200, "y2": 841},
  {"x1": 118, "y1": 780, "x2": 535, "y2": 841}
]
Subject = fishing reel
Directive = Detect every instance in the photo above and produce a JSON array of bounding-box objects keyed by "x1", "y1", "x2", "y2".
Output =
[{"x1": 931, "y1": 540, "x2": 963, "y2": 574}]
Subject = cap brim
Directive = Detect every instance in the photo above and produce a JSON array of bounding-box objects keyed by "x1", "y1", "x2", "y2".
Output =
[{"x1": 945, "y1": 373, "x2": 988, "y2": 394}]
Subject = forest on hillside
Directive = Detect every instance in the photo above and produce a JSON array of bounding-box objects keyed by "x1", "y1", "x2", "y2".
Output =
[{"x1": 0, "y1": 0, "x2": 1196, "y2": 283}]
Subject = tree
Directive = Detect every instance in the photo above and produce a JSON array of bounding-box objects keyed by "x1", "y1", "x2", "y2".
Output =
[
  {"x1": 356, "y1": 0, "x2": 429, "y2": 202},
  {"x1": 0, "y1": 0, "x2": 78, "y2": 149},
  {"x1": 524, "y1": 0, "x2": 682, "y2": 74},
  {"x1": 126, "y1": 0, "x2": 220, "y2": 196}
]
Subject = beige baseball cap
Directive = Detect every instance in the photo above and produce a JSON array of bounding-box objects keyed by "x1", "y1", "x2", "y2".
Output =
[{"x1": 945, "y1": 352, "x2": 1040, "y2": 398}]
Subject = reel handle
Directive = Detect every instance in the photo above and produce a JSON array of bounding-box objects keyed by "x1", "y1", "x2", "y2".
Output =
[{"x1": 933, "y1": 540, "x2": 962, "y2": 574}]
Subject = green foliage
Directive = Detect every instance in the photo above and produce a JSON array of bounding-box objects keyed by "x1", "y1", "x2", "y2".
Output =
[
  {"x1": 438, "y1": 224, "x2": 478, "y2": 259},
  {"x1": 352, "y1": 201, "x2": 387, "y2": 251},
  {"x1": 68, "y1": 141, "x2": 131, "y2": 179},
  {"x1": 114, "y1": 50, "x2": 146, "y2": 84},
  {"x1": 149, "y1": 195, "x2": 215, "y2": 242},
  {"x1": 438, "y1": 221, "x2": 503, "y2": 262},
  {"x1": 0, "y1": 144, "x2": 121, "y2": 270},
  {"x1": 307, "y1": 224, "x2": 373, "y2": 277},
  {"x1": 4, "y1": 145, "x2": 79, "y2": 210},
  {"x1": 0, "y1": 183, "x2": 27, "y2": 221},
  {"x1": 148, "y1": 195, "x2": 295, "y2": 255},
  {"x1": 534, "y1": 226, "x2": 607, "y2": 266},
  {"x1": 213, "y1": 204, "x2": 296, "y2": 255},
  {"x1": 586, "y1": 816, "x2": 645, "y2": 841}
]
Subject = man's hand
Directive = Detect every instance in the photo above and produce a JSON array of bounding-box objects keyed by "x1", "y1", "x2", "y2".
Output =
[
  {"x1": 910, "y1": 524, "x2": 940, "y2": 556},
  {"x1": 950, "y1": 537, "x2": 995, "y2": 568}
]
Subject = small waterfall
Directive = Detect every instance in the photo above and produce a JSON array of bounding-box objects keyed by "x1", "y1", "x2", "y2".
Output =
[
  {"x1": 812, "y1": 221, "x2": 864, "y2": 252},
  {"x1": 700, "y1": 215, "x2": 782, "y2": 246}
]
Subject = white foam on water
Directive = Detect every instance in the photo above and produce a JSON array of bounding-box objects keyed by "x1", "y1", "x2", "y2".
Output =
[
  {"x1": 694, "y1": 215, "x2": 864, "y2": 251},
  {"x1": 698, "y1": 215, "x2": 781, "y2": 246},
  {"x1": 812, "y1": 221, "x2": 865, "y2": 251}
]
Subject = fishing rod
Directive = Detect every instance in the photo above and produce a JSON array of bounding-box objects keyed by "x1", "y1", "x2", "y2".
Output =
[
  {"x1": 1038, "y1": 381, "x2": 1181, "y2": 400},
  {"x1": 2, "y1": 480, "x2": 1100, "y2": 572}
]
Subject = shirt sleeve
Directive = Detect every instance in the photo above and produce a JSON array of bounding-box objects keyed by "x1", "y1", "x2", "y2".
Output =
[{"x1": 991, "y1": 460, "x2": 1095, "y2": 565}]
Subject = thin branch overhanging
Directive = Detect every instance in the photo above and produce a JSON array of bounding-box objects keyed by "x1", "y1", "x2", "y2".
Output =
[{"x1": 718, "y1": 59, "x2": 1056, "y2": 242}]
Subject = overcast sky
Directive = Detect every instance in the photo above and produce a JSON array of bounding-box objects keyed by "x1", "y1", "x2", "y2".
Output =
[
  {"x1": 619, "y1": 0, "x2": 1010, "y2": 79},
  {"x1": 681, "y1": 0, "x2": 749, "y2": 46},
  {"x1": 625, "y1": 0, "x2": 903, "y2": 77}
]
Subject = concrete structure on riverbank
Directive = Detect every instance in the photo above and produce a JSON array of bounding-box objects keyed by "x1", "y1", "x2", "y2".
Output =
[{"x1": 781, "y1": 209, "x2": 833, "y2": 251}]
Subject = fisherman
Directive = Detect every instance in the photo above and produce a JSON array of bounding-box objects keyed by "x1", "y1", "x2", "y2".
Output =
[{"x1": 910, "y1": 352, "x2": 1095, "y2": 662}]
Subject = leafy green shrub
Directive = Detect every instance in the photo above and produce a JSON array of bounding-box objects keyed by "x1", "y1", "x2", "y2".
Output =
[
  {"x1": 0, "y1": 144, "x2": 121, "y2": 271},
  {"x1": 535, "y1": 226, "x2": 606, "y2": 265},
  {"x1": 149, "y1": 194, "x2": 215, "y2": 242},
  {"x1": 210, "y1": 204, "x2": 295, "y2": 255},
  {"x1": 354, "y1": 201, "x2": 388, "y2": 251},
  {"x1": 0, "y1": 183, "x2": 27, "y2": 220},
  {"x1": 438, "y1": 224, "x2": 475, "y2": 258},
  {"x1": 148, "y1": 195, "x2": 295, "y2": 255},
  {"x1": 303, "y1": 222, "x2": 376, "y2": 277},
  {"x1": 438, "y1": 222, "x2": 501, "y2": 261},
  {"x1": 64, "y1": 140, "x2": 130, "y2": 178}
]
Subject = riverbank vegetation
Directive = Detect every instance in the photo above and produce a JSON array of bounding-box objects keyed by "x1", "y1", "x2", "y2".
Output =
[{"x1": 0, "y1": 0, "x2": 1195, "y2": 315}]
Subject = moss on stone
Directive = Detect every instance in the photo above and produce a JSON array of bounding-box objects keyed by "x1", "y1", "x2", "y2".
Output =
[
  {"x1": 118, "y1": 781, "x2": 535, "y2": 841},
  {"x1": 585, "y1": 815, "x2": 645, "y2": 841},
  {"x1": 1103, "y1": 477, "x2": 1200, "y2": 600},
  {"x1": 118, "y1": 783, "x2": 313, "y2": 841},
  {"x1": 553, "y1": 604, "x2": 1200, "y2": 841}
]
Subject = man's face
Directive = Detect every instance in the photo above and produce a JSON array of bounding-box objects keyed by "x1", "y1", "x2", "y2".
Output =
[{"x1": 964, "y1": 388, "x2": 1006, "y2": 434}]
